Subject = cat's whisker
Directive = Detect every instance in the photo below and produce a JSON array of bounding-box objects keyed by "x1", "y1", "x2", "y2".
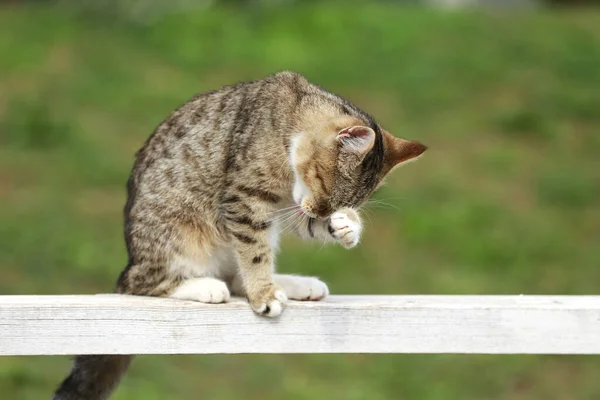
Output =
[
  {"x1": 269, "y1": 207, "x2": 301, "y2": 220},
  {"x1": 280, "y1": 219, "x2": 297, "y2": 237},
  {"x1": 362, "y1": 203, "x2": 377, "y2": 212},
  {"x1": 274, "y1": 204, "x2": 299, "y2": 211},
  {"x1": 317, "y1": 235, "x2": 328, "y2": 252},
  {"x1": 280, "y1": 216, "x2": 301, "y2": 232},
  {"x1": 270, "y1": 209, "x2": 297, "y2": 221},
  {"x1": 278, "y1": 207, "x2": 302, "y2": 220},
  {"x1": 275, "y1": 213, "x2": 301, "y2": 232},
  {"x1": 365, "y1": 199, "x2": 402, "y2": 213},
  {"x1": 289, "y1": 214, "x2": 307, "y2": 235},
  {"x1": 267, "y1": 210, "x2": 296, "y2": 219},
  {"x1": 377, "y1": 203, "x2": 402, "y2": 212},
  {"x1": 281, "y1": 213, "x2": 304, "y2": 236},
  {"x1": 362, "y1": 208, "x2": 374, "y2": 225},
  {"x1": 373, "y1": 196, "x2": 406, "y2": 200},
  {"x1": 279, "y1": 211, "x2": 301, "y2": 232},
  {"x1": 287, "y1": 214, "x2": 305, "y2": 234},
  {"x1": 265, "y1": 205, "x2": 299, "y2": 216}
]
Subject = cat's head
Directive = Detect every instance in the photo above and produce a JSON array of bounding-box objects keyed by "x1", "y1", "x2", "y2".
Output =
[{"x1": 291, "y1": 115, "x2": 426, "y2": 218}]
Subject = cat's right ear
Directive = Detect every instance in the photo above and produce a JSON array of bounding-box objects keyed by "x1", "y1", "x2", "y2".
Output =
[{"x1": 337, "y1": 126, "x2": 376, "y2": 159}]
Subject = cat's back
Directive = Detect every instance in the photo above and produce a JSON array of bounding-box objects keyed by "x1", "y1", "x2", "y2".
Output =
[
  {"x1": 133, "y1": 71, "x2": 307, "y2": 171},
  {"x1": 125, "y1": 72, "x2": 310, "y2": 212}
]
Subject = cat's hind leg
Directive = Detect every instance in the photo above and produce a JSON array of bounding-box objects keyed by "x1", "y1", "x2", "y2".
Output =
[
  {"x1": 166, "y1": 244, "x2": 235, "y2": 303},
  {"x1": 118, "y1": 260, "x2": 232, "y2": 304},
  {"x1": 169, "y1": 277, "x2": 230, "y2": 303},
  {"x1": 119, "y1": 219, "x2": 233, "y2": 304}
]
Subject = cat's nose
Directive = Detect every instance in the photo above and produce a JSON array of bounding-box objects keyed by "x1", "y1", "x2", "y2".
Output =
[{"x1": 315, "y1": 204, "x2": 332, "y2": 219}]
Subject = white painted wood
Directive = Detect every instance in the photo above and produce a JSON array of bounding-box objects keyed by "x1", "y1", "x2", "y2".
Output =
[{"x1": 1, "y1": 295, "x2": 599, "y2": 355}]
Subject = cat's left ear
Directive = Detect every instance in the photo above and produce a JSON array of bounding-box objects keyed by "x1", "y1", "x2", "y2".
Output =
[
  {"x1": 382, "y1": 129, "x2": 427, "y2": 171},
  {"x1": 337, "y1": 126, "x2": 376, "y2": 159}
]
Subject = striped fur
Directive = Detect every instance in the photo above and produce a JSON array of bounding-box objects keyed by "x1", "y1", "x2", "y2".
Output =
[{"x1": 52, "y1": 71, "x2": 426, "y2": 399}]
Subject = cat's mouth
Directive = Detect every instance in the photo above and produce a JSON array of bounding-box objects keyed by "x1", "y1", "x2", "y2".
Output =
[{"x1": 296, "y1": 204, "x2": 318, "y2": 219}]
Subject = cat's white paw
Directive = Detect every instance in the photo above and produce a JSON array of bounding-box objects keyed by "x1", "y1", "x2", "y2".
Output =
[
  {"x1": 250, "y1": 284, "x2": 288, "y2": 318},
  {"x1": 169, "y1": 278, "x2": 231, "y2": 303},
  {"x1": 328, "y1": 210, "x2": 361, "y2": 249},
  {"x1": 275, "y1": 275, "x2": 329, "y2": 301}
]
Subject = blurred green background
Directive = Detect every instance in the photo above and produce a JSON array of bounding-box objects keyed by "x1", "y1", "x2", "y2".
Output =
[{"x1": 1, "y1": 0, "x2": 599, "y2": 399}]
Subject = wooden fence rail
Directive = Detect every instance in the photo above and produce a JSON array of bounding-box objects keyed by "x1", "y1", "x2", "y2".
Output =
[{"x1": 1, "y1": 295, "x2": 599, "y2": 356}]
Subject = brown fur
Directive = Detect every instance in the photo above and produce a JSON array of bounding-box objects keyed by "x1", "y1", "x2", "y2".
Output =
[{"x1": 52, "y1": 71, "x2": 426, "y2": 399}]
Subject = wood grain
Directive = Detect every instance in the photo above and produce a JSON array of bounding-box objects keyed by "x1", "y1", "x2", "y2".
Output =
[{"x1": 1, "y1": 295, "x2": 599, "y2": 355}]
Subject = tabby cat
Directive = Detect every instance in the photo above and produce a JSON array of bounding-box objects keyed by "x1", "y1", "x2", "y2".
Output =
[{"x1": 52, "y1": 71, "x2": 426, "y2": 399}]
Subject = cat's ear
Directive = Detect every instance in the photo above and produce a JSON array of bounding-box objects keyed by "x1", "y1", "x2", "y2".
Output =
[
  {"x1": 382, "y1": 129, "x2": 427, "y2": 171},
  {"x1": 337, "y1": 126, "x2": 376, "y2": 158}
]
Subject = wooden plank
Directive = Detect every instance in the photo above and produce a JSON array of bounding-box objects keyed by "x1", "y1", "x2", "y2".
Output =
[{"x1": 1, "y1": 295, "x2": 599, "y2": 355}]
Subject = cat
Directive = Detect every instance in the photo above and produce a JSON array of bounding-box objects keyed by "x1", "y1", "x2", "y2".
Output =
[{"x1": 52, "y1": 71, "x2": 426, "y2": 399}]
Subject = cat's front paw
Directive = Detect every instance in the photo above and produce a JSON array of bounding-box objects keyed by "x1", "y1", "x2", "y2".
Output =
[
  {"x1": 248, "y1": 283, "x2": 287, "y2": 317},
  {"x1": 275, "y1": 275, "x2": 329, "y2": 301},
  {"x1": 328, "y1": 209, "x2": 361, "y2": 249}
]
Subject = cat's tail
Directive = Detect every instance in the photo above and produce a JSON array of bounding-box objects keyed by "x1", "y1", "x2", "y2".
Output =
[{"x1": 51, "y1": 355, "x2": 133, "y2": 400}]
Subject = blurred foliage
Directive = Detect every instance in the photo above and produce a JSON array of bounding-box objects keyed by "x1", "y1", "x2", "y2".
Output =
[
  {"x1": 1, "y1": 1, "x2": 600, "y2": 400},
  {"x1": 1, "y1": 93, "x2": 73, "y2": 149}
]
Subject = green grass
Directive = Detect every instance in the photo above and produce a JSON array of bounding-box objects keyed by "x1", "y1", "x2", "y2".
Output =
[{"x1": 1, "y1": 2, "x2": 600, "y2": 399}]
